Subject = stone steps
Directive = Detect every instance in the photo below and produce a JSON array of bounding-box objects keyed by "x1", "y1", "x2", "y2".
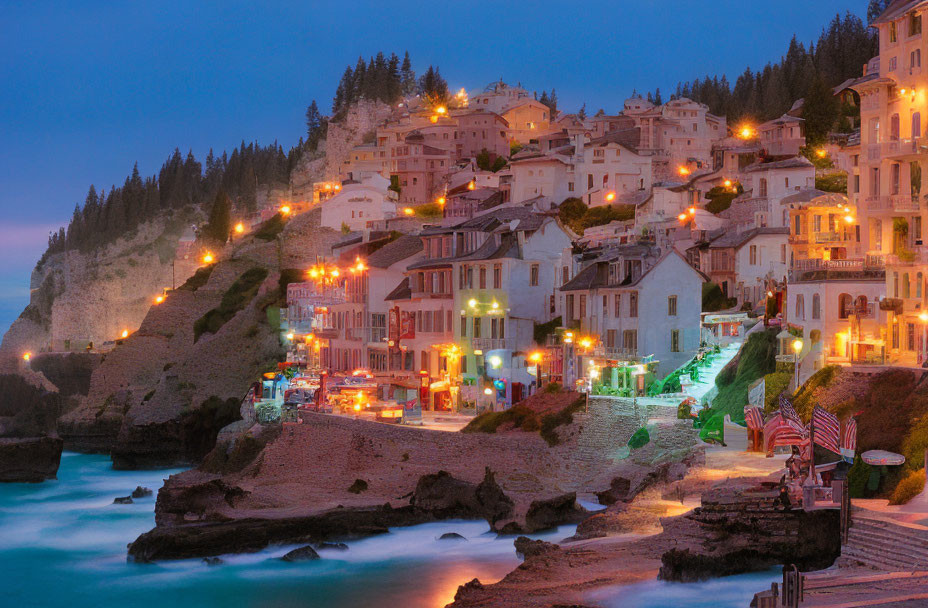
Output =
[{"x1": 841, "y1": 517, "x2": 928, "y2": 571}]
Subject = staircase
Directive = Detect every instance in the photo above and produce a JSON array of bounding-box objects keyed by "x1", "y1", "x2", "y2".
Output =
[{"x1": 838, "y1": 515, "x2": 928, "y2": 571}]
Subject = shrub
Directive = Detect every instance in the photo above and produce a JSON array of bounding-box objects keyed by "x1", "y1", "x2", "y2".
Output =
[
  {"x1": 702, "y1": 282, "x2": 735, "y2": 312},
  {"x1": 762, "y1": 371, "x2": 792, "y2": 414},
  {"x1": 193, "y1": 267, "x2": 269, "y2": 341},
  {"x1": 544, "y1": 382, "x2": 562, "y2": 394},
  {"x1": 533, "y1": 316, "x2": 561, "y2": 345},
  {"x1": 179, "y1": 265, "x2": 215, "y2": 291},
  {"x1": 792, "y1": 365, "x2": 841, "y2": 421},
  {"x1": 846, "y1": 454, "x2": 871, "y2": 498},
  {"x1": 901, "y1": 414, "x2": 928, "y2": 470},
  {"x1": 413, "y1": 202, "x2": 443, "y2": 218},
  {"x1": 254, "y1": 213, "x2": 286, "y2": 241},
  {"x1": 889, "y1": 469, "x2": 926, "y2": 505},
  {"x1": 348, "y1": 479, "x2": 368, "y2": 494},
  {"x1": 816, "y1": 172, "x2": 847, "y2": 193}
]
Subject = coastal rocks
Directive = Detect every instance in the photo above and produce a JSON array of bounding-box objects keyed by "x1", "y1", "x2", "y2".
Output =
[
  {"x1": 202, "y1": 557, "x2": 223, "y2": 566},
  {"x1": 410, "y1": 468, "x2": 514, "y2": 528},
  {"x1": 514, "y1": 536, "x2": 560, "y2": 559},
  {"x1": 0, "y1": 436, "x2": 64, "y2": 482},
  {"x1": 657, "y1": 485, "x2": 841, "y2": 582},
  {"x1": 153, "y1": 477, "x2": 250, "y2": 526},
  {"x1": 114, "y1": 496, "x2": 133, "y2": 504},
  {"x1": 314, "y1": 542, "x2": 348, "y2": 551},
  {"x1": 439, "y1": 532, "x2": 467, "y2": 541},
  {"x1": 524, "y1": 493, "x2": 587, "y2": 532},
  {"x1": 280, "y1": 545, "x2": 320, "y2": 562},
  {"x1": 132, "y1": 486, "x2": 153, "y2": 498}
]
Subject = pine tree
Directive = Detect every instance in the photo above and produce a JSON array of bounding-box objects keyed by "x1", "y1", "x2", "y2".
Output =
[
  {"x1": 577, "y1": 104, "x2": 586, "y2": 120},
  {"x1": 305, "y1": 100, "x2": 325, "y2": 150},
  {"x1": 203, "y1": 190, "x2": 232, "y2": 243},
  {"x1": 418, "y1": 65, "x2": 449, "y2": 105},
  {"x1": 400, "y1": 51, "x2": 416, "y2": 96}
]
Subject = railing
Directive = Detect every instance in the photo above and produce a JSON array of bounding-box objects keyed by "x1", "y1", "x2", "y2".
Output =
[
  {"x1": 594, "y1": 345, "x2": 640, "y2": 360},
  {"x1": 472, "y1": 337, "x2": 515, "y2": 351},
  {"x1": 886, "y1": 248, "x2": 928, "y2": 265},
  {"x1": 813, "y1": 231, "x2": 841, "y2": 243},
  {"x1": 863, "y1": 195, "x2": 920, "y2": 212}
]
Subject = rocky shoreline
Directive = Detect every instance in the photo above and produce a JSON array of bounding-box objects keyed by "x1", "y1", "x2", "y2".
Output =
[{"x1": 0, "y1": 436, "x2": 64, "y2": 482}]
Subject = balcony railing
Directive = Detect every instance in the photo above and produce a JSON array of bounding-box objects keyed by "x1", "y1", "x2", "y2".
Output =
[
  {"x1": 813, "y1": 231, "x2": 841, "y2": 243},
  {"x1": 886, "y1": 248, "x2": 928, "y2": 266},
  {"x1": 864, "y1": 195, "x2": 920, "y2": 213},
  {"x1": 472, "y1": 337, "x2": 515, "y2": 351}
]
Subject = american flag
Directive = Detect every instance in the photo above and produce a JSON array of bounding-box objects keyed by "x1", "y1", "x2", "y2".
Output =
[
  {"x1": 841, "y1": 417, "x2": 858, "y2": 458},
  {"x1": 764, "y1": 412, "x2": 806, "y2": 452},
  {"x1": 744, "y1": 406, "x2": 765, "y2": 430},
  {"x1": 812, "y1": 406, "x2": 841, "y2": 454},
  {"x1": 778, "y1": 394, "x2": 802, "y2": 425}
]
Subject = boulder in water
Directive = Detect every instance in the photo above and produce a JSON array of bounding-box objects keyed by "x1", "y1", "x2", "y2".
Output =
[
  {"x1": 439, "y1": 532, "x2": 466, "y2": 541},
  {"x1": 280, "y1": 545, "x2": 320, "y2": 562},
  {"x1": 314, "y1": 542, "x2": 348, "y2": 551},
  {"x1": 113, "y1": 496, "x2": 133, "y2": 504},
  {"x1": 132, "y1": 486, "x2": 153, "y2": 498},
  {"x1": 514, "y1": 536, "x2": 560, "y2": 559}
]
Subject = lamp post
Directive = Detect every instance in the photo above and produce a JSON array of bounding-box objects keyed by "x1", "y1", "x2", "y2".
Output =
[{"x1": 792, "y1": 338, "x2": 804, "y2": 393}]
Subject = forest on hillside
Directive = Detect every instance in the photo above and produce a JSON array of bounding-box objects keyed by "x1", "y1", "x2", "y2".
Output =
[{"x1": 649, "y1": 12, "x2": 877, "y2": 143}]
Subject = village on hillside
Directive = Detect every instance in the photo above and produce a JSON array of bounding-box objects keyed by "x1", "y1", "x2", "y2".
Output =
[{"x1": 7, "y1": 3, "x2": 928, "y2": 607}]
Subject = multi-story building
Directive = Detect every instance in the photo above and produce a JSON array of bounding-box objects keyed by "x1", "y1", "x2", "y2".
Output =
[
  {"x1": 502, "y1": 99, "x2": 552, "y2": 144},
  {"x1": 757, "y1": 114, "x2": 806, "y2": 156},
  {"x1": 851, "y1": 0, "x2": 928, "y2": 366},
  {"x1": 701, "y1": 227, "x2": 789, "y2": 309},
  {"x1": 721, "y1": 157, "x2": 817, "y2": 232},
  {"x1": 454, "y1": 110, "x2": 510, "y2": 160},
  {"x1": 470, "y1": 81, "x2": 531, "y2": 115},
  {"x1": 319, "y1": 174, "x2": 398, "y2": 232},
  {"x1": 559, "y1": 247, "x2": 706, "y2": 377}
]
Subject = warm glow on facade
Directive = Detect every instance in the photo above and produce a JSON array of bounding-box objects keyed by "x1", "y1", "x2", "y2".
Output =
[{"x1": 234, "y1": 222, "x2": 244, "y2": 234}]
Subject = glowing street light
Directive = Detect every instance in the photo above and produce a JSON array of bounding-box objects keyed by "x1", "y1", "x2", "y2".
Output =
[
  {"x1": 202, "y1": 252, "x2": 215, "y2": 264},
  {"x1": 688, "y1": 206, "x2": 696, "y2": 215},
  {"x1": 286, "y1": 332, "x2": 295, "y2": 341},
  {"x1": 467, "y1": 180, "x2": 476, "y2": 191},
  {"x1": 844, "y1": 214, "x2": 855, "y2": 224},
  {"x1": 491, "y1": 301, "x2": 499, "y2": 310},
  {"x1": 154, "y1": 295, "x2": 164, "y2": 304},
  {"x1": 403, "y1": 207, "x2": 415, "y2": 216},
  {"x1": 677, "y1": 166, "x2": 691, "y2": 177},
  {"x1": 437, "y1": 196, "x2": 446, "y2": 205},
  {"x1": 279, "y1": 205, "x2": 292, "y2": 215},
  {"x1": 605, "y1": 191, "x2": 616, "y2": 202},
  {"x1": 489, "y1": 355, "x2": 502, "y2": 368},
  {"x1": 484, "y1": 387, "x2": 494, "y2": 396},
  {"x1": 723, "y1": 179, "x2": 733, "y2": 188},
  {"x1": 815, "y1": 148, "x2": 828, "y2": 158},
  {"x1": 678, "y1": 213, "x2": 688, "y2": 222},
  {"x1": 528, "y1": 351, "x2": 544, "y2": 364},
  {"x1": 234, "y1": 222, "x2": 245, "y2": 234},
  {"x1": 468, "y1": 298, "x2": 477, "y2": 308},
  {"x1": 121, "y1": 330, "x2": 129, "y2": 339},
  {"x1": 435, "y1": 106, "x2": 447, "y2": 115},
  {"x1": 22, "y1": 352, "x2": 31, "y2": 362},
  {"x1": 579, "y1": 336, "x2": 593, "y2": 349},
  {"x1": 737, "y1": 124, "x2": 756, "y2": 139},
  {"x1": 791, "y1": 337, "x2": 803, "y2": 391}
]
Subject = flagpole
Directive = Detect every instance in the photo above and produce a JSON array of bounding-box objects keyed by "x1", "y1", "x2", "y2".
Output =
[{"x1": 809, "y1": 410, "x2": 816, "y2": 488}]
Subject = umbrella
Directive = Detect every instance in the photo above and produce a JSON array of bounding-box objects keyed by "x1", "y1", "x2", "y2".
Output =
[{"x1": 861, "y1": 450, "x2": 905, "y2": 466}]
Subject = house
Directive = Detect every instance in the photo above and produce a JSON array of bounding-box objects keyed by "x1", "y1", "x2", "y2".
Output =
[
  {"x1": 559, "y1": 247, "x2": 706, "y2": 377},
  {"x1": 470, "y1": 81, "x2": 531, "y2": 115},
  {"x1": 319, "y1": 174, "x2": 398, "y2": 232},
  {"x1": 502, "y1": 99, "x2": 552, "y2": 144},
  {"x1": 722, "y1": 157, "x2": 816, "y2": 231},
  {"x1": 757, "y1": 114, "x2": 806, "y2": 156},
  {"x1": 454, "y1": 110, "x2": 510, "y2": 160},
  {"x1": 703, "y1": 227, "x2": 789, "y2": 308},
  {"x1": 508, "y1": 153, "x2": 573, "y2": 203}
]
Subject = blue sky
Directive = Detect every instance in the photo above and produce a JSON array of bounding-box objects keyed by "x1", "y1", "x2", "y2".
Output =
[{"x1": 0, "y1": 0, "x2": 867, "y2": 334}]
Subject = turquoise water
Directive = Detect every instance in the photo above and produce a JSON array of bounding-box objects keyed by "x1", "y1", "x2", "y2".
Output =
[
  {"x1": 0, "y1": 452, "x2": 778, "y2": 607},
  {"x1": 0, "y1": 453, "x2": 574, "y2": 608}
]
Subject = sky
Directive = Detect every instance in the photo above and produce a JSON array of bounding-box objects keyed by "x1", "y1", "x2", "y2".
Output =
[{"x1": 0, "y1": 0, "x2": 868, "y2": 335}]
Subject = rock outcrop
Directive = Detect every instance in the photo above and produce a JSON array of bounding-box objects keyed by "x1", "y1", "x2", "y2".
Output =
[
  {"x1": 0, "y1": 437, "x2": 63, "y2": 482},
  {"x1": 279, "y1": 545, "x2": 320, "y2": 562}
]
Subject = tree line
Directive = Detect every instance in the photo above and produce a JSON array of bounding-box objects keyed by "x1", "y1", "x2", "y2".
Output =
[
  {"x1": 652, "y1": 12, "x2": 876, "y2": 143},
  {"x1": 45, "y1": 141, "x2": 302, "y2": 256}
]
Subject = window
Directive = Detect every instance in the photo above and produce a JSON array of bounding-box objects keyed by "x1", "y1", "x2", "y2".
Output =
[
  {"x1": 749, "y1": 245, "x2": 758, "y2": 265},
  {"x1": 623, "y1": 329, "x2": 638, "y2": 351},
  {"x1": 568, "y1": 182, "x2": 574, "y2": 192},
  {"x1": 891, "y1": 114, "x2": 900, "y2": 140},
  {"x1": 668, "y1": 295, "x2": 677, "y2": 316},
  {"x1": 889, "y1": 56, "x2": 898, "y2": 72},
  {"x1": 479, "y1": 266, "x2": 486, "y2": 289},
  {"x1": 530, "y1": 264, "x2": 539, "y2": 286},
  {"x1": 629, "y1": 292, "x2": 638, "y2": 317},
  {"x1": 614, "y1": 294, "x2": 622, "y2": 317},
  {"x1": 758, "y1": 178, "x2": 767, "y2": 197},
  {"x1": 838, "y1": 293, "x2": 853, "y2": 319},
  {"x1": 781, "y1": 243, "x2": 787, "y2": 264},
  {"x1": 460, "y1": 316, "x2": 467, "y2": 337},
  {"x1": 579, "y1": 294, "x2": 587, "y2": 317},
  {"x1": 914, "y1": 112, "x2": 922, "y2": 138},
  {"x1": 904, "y1": 273, "x2": 912, "y2": 298},
  {"x1": 562, "y1": 266, "x2": 569, "y2": 285},
  {"x1": 890, "y1": 21, "x2": 898, "y2": 43},
  {"x1": 473, "y1": 317, "x2": 481, "y2": 338},
  {"x1": 587, "y1": 174, "x2": 594, "y2": 189},
  {"x1": 812, "y1": 294, "x2": 821, "y2": 319},
  {"x1": 671, "y1": 330, "x2": 681, "y2": 353},
  {"x1": 910, "y1": 13, "x2": 922, "y2": 36},
  {"x1": 892, "y1": 163, "x2": 901, "y2": 195},
  {"x1": 912, "y1": 50, "x2": 923, "y2": 73},
  {"x1": 795, "y1": 294, "x2": 805, "y2": 319},
  {"x1": 602, "y1": 295, "x2": 608, "y2": 316},
  {"x1": 919, "y1": 272, "x2": 924, "y2": 298}
]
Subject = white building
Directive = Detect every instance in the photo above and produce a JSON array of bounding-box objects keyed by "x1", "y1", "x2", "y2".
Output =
[{"x1": 319, "y1": 174, "x2": 398, "y2": 232}]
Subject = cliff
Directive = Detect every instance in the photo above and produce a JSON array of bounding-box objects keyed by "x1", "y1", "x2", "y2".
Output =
[
  {"x1": 57, "y1": 208, "x2": 341, "y2": 467},
  {"x1": 1, "y1": 210, "x2": 202, "y2": 357}
]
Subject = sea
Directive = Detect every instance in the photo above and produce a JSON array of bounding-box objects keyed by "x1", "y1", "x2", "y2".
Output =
[{"x1": 0, "y1": 452, "x2": 778, "y2": 607}]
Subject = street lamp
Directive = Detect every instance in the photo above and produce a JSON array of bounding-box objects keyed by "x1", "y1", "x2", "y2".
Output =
[{"x1": 792, "y1": 338, "x2": 803, "y2": 391}]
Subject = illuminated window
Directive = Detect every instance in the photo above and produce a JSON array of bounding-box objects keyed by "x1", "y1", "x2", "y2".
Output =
[{"x1": 668, "y1": 295, "x2": 677, "y2": 316}]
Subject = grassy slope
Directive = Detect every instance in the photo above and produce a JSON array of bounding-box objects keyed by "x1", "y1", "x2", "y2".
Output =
[{"x1": 710, "y1": 329, "x2": 778, "y2": 423}]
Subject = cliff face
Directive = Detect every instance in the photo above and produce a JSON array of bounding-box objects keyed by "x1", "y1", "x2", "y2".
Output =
[
  {"x1": 1, "y1": 212, "x2": 201, "y2": 357},
  {"x1": 58, "y1": 209, "x2": 342, "y2": 468}
]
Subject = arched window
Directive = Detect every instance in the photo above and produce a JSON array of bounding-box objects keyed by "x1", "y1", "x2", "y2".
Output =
[
  {"x1": 812, "y1": 294, "x2": 821, "y2": 319},
  {"x1": 795, "y1": 294, "x2": 805, "y2": 319},
  {"x1": 891, "y1": 113, "x2": 901, "y2": 140},
  {"x1": 904, "y1": 272, "x2": 911, "y2": 298},
  {"x1": 838, "y1": 293, "x2": 853, "y2": 319}
]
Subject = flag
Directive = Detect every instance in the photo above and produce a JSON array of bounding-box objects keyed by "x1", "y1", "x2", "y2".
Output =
[
  {"x1": 764, "y1": 412, "x2": 805, "y2": 452},
  {"x1": 812, "y1": 406, "x2": 841, "y2": 454},
  {"x1": 778, "y1": 394, "x2": 802, "y2": 425},
  {"x1": 744, "y1": 406, "x2": 765, "y2": 431},
  {"x1": 841, "y1": 417, "x2": 858, "y2": 461}
]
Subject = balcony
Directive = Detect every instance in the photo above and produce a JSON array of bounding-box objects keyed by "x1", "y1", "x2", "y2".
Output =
[
  {"x1": 472, "y1": 337, "x2": 515, "y2": 351},
  {"x1": 789, "y1": 255, "x2": 885, "y2": 282},
  {"x1": 813, "y1": 231, "x2": 841, "y2": 244},
  {"x1": 886, "y1": 248, "x2": 928, "y2": 266},
  {"x1": 864, "y1": 195, "x2": 920, "y2": 213},
  {"x1": 594, "y1": 345, "x2": 641, "y2": 360}
]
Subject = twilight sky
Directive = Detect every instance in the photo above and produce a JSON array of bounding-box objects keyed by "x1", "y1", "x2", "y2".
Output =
[{"x1": 0, "y1": 0, "x2": 866, "y2": 334}]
